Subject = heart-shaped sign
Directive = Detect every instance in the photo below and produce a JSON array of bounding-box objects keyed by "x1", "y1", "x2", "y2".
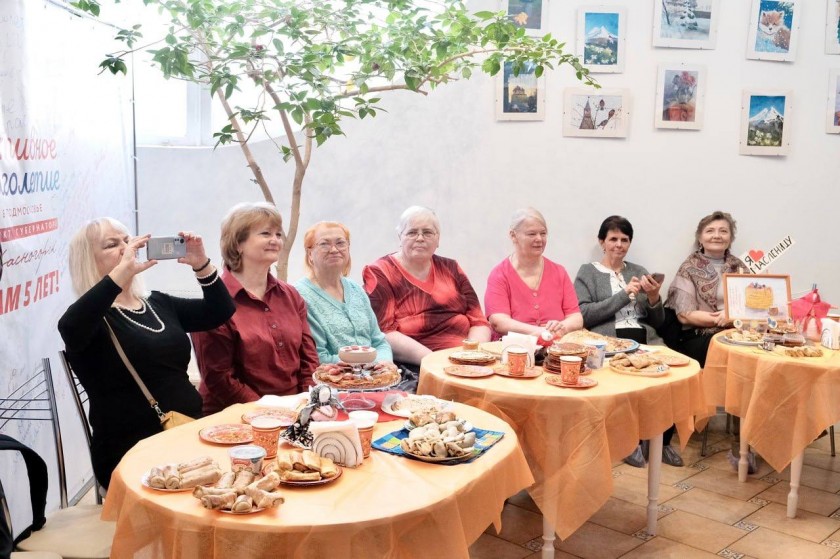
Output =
[{"x1": 748, "y1": 249, "x2": 764, "y2": 261}]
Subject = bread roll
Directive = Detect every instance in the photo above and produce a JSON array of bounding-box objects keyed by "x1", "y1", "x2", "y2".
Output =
[
  {"x1": 301, "y1": 449, "x2": 322, "y2": 472},
  {"x1": 249, "y1": 488, "x2": 285, "y2": 509},
  {"x1": 232, "y1": 470, "x2": 256, "y2": 493},
  {"x1": 319, "y1": 457, "x2": 338, "y2": 479},
  {"x1": 177, "y1": 456, "x2": 214, "y2": 474},
  {"x1": 200, "y1": 492, "x2": 236, "y2": 510},
  {"x1": 232, "y1": 495, "x2": 253, "y2": 513},
  {"x1": 193, "y1": 485, "x2": 238, "y2": 499},
  {"x1": 180, "y1": 465, "x2": 222, "y2": 489},
  {"x1": 290, "y1": 450, "x2": 307, "y2": 472},
  {"x1": 163, "y1": 464, "x2": 181, "y2": 489},
  {"x1": 215, "y1": 471, "x2": 235, "y2": 489},
  {"x1": 148, "y1": 466, "x2": 166, "y2": 489},
  {"x1": 247, "y1": 471, "x2": 280, "y2": 493},
  {"x1": 279, "y1": 470, "x2": 320, "y2": 482},
  {"x1": 275, "y1": 452, "x2": 293, "y2": 472}
]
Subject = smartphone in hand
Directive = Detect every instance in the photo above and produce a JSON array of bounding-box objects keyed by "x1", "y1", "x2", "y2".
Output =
[
  {"x1": 146, "y1": 236, "x2": 187, "y2": 260},
  {"x1": 650, "y1": 273, "x2": 665, "y2": 284}
]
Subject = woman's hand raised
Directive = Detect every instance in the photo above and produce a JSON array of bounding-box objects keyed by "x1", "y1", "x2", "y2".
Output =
[
  {"x1": 108, "y1": 234, "x2": 156, "y2": 289},
  {"x1": 177, "y1": 231, "x2": 209, "y2": 270}
]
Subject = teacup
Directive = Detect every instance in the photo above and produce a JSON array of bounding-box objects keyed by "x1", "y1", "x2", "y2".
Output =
[
  {"x1": 502, "y1": 345, "x2": 533, "y2": 375},
  {"x1": 559, "y1": 356, "x2": 582, "y2": 385},
  {"x1": 348, "y1": 410, "x2": 379, "y2": 458}
]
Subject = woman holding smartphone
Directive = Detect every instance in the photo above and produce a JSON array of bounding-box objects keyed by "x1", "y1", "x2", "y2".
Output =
[{"x1": 574, "y1": 216, "x2": 678, "y2": 467}]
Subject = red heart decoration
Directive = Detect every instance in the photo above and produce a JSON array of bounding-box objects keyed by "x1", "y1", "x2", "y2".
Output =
[{"x1": 749, "y1": 249, "x2": 764, "y2": 261}]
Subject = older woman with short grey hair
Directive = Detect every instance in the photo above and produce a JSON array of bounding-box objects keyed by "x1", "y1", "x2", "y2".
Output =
[{"x1": 363, "y1": 206, "x2": 490, "y2": 390}]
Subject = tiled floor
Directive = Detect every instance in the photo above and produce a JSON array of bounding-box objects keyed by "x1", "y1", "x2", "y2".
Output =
[{"x1": 470, "y1": 420, "x2": 840, "y2": 559}]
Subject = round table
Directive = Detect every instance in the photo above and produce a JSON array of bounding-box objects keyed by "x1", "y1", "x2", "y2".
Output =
[
  {"x1": 418, "y1": 345, "x2": 707, "y2": 556},
  {"x1": 101, "y1": 401, "x2": 534, "y2": 559},
  {"x1": 704, "y1": 333, "x2": 840, "y2": 516}
]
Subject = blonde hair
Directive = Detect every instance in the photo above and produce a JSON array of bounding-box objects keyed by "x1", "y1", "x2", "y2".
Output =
[
  {"x1": 68, "y1": 217, "x2": 146, "y2": 298},
  {"x1": 302, "y1": 221, "x2": 352, "y2": 278},
  {"x1": 220, "y1": 202, "x2": 283, "y2": 272},
  {"x1": 509, "y1": 207, "x2": 547, "y2": 232}
]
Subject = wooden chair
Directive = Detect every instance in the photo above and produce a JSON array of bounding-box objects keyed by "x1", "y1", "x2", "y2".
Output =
[{"x1": 57, "y1": 351, "x2": 104, "y2": 504}]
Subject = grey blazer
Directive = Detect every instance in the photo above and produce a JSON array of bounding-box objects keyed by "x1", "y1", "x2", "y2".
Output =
[{"x1": 573, "y1": 262, "x2": 665, "y2": 345}]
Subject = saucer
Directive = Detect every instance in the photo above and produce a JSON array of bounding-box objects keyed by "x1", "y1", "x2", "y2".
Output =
[{"x1": 545, "y1": 375, "x2": 598, "y2": 389}]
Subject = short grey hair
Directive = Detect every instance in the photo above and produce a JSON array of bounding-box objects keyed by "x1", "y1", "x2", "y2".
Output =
[
  {"x1": 396, "y1": 205, "x2": 440, "y2": 237},
  {"x1": 68, "y1": 217, "x2": 146, "y2": 298},
  {"x1": 509, "y1": 207, "x2": 547, "y2": 232}
]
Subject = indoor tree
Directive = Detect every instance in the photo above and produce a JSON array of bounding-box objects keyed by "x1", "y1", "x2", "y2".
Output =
[{"x1": 75, "y1": 0, "x2": 596, "y2": 279}]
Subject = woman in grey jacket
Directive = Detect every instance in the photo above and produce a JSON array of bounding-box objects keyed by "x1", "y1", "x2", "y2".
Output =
[{"x1": 574, "y1": 216, "x2": 681, "y2": 468}]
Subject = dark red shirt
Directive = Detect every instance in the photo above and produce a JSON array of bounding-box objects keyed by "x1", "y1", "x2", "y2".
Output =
[{"x1": 192, "y1": 270, "x2": 318, "y2": 415}]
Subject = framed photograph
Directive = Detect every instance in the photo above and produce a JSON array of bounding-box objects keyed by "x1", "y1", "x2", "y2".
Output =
[
  {"x1": 653, "y1": 0, "x2": 720, "y2": 49},
  {"x1": 577, "y1": 6, "x2": 626, "y2": 73},
  {"x1": 562, "y1": 88, "x2": 630, "y2": 138},
  {"x1": 654, "y1": 63, "x2": 707, "y2": 129},
  {"x1": 495, "y1": 60, "x2": 545, "y2": 121},
  {"x1": 504, "y1": 0, "x2": 547, "y2": 34},
  {"x1": 828, "y1": 69, "x2": 840, "y2": 133},
  {"x1": 828, "y1": 0, "x2": 840, "y2": 54},
  {"x1": 739, "y1": 90, "x2": 792, "y2": 156},
  {"x1": 723, "y1": 273, "x2": 792, "y2": 322},
  {"x1": 746, "y1": 0, "x2": 800, "y2": 62}
]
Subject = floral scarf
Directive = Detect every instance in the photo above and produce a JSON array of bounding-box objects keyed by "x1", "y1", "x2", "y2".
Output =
[{"x1": 666, "y1": 250, "x2": 747, "y2": 335}]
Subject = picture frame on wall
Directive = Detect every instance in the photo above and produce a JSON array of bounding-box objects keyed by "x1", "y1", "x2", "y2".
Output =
[
  {"x1": 723, "y1": 273, "x2": 792, "y2": 322},
  {"x1": 495, "y1": 60, "x2": 545, "y2": 121},
  {"x1": 653, "y1": 0, "x2": 720, "y2": 49},
  {"x1": 827, "y1": 0, "x2": 840, "y2": 54},
  {"x1": 504, "y1": 0, "x2": 547, "y2": 34},
  {"x1": 577, "y1": 6, "x2": 626, "y2": 73},
  {"x1": 562, "y1": 88, "x2": 630, "y2": 138},
  {"x1": 739, "y1": 90, "x2": 792, "y2": 156},
  {"x1": 746, "y1": 0, "x2": 800, "y2": 62},
  {"x1": 654, "y1": 63, "x2": 707, "y2": 130},
  {"x1": 827, "y1": 69, "x2": 840, "y2": 133}
]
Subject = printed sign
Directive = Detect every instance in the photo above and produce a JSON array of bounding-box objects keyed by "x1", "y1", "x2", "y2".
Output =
[{"x1": 739, "y1": 235, "x2": 795, "y2": 274}]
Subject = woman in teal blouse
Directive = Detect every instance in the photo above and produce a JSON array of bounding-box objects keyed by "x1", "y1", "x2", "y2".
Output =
[{"x1": 295, "y1": 221, "x2": 392, "y2": 364}]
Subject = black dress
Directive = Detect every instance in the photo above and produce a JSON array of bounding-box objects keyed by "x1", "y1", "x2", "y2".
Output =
[{"x1": 57, "y1": 275, "x2": 235, "y2": 488}]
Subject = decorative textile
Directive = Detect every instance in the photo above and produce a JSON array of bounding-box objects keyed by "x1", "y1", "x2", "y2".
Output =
[
  {"x1": 295, "y1": 277, "x2": 392, "y2": 363},
  {"x1": 484, "y1": 257, "x2": 580, "y2": 339},
  {"x1": 363, "y1": 254, "x2": 489, "y2": 351},
  {"x1": 372, "y1": 427, "x2": 505, "y2": 465},
  {"x1": 666, "y1": 251, "x2": 747, "y2": 336},
  {"x1": 58, "y1": 275, "x2": 234, "y2": 487}
]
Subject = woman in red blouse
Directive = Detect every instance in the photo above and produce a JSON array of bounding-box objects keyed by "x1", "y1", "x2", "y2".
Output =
[
  {"x1": 192, "y1": 202, "x2": 319, "y2": 415},
  {"x1": 363, "y1": 206, "x2": 490, "y2": 390}
]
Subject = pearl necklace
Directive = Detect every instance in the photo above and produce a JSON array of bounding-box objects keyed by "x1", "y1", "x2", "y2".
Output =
[{"x1": 113, "y1": 298, "x2": 166, "y2": 333}]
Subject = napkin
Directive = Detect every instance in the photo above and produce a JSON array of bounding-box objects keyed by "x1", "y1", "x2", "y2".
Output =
[
  {"x1": 500, "y1": 333, "x2": 538, "y2": 363},
  {"x1": 309, "y1": 420, "x2": 364, "y2": 468},
  {"x1": 257, "y1": 393, "x2": 309, "y2": 410},
  {"x1": 372, "y1": 427, "x2": 505, "y2": 465}
]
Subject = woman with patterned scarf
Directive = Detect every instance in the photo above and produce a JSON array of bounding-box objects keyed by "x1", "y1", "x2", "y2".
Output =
[{"x1": 666, "y1": 211, "x2": 748, "y2": 367}]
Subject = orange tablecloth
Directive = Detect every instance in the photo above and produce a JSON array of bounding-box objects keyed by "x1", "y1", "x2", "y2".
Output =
[
  {"x1": 101, "y1": 402, "x2": 533, "y2": 559},
  {"x1": 418, "y1": 346, "x2": 707, "y2": 540},
  {"x1": 704, "y1": 334, "x2": 840, "y2": 472}
]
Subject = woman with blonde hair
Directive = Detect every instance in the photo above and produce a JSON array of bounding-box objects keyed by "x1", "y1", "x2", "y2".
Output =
[
  {"x1": 192, "y1": 202, "x2": 319, "y2": 415},
  {"x1": 295, "y1": 221, "x2": 392, "y2": 364},
  {"x1": 58, "y1": 218, "x2": 234, "y2": 487}
]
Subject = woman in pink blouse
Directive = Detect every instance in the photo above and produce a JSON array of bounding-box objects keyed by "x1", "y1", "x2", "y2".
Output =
[
  {"x1": 192, "y1": 202, "x2": 319, "y2": 415},
  {"x1": 485, "y1": 208, "x2": 583, "y2": 339}
]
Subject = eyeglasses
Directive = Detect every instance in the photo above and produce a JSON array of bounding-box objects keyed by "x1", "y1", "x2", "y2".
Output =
[
  {"x1": 314, "y1": 239, "x2": 349, "y2": 252},
  {"x1": 403, "y1": 229, "x2": 438, "y2": 240}
]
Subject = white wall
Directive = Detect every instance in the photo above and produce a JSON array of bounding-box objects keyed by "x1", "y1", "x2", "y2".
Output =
[{"x1": 138, "y1": 0, "x2": 840, "y2": 307}]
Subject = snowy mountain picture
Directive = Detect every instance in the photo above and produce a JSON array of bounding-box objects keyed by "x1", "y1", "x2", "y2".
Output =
[
  {"x1": 579, "y1": 8, "x2": 625, "y2": 72},
  {"x1": 740, "y1": 91, "x2": 791, "y2": 155}
]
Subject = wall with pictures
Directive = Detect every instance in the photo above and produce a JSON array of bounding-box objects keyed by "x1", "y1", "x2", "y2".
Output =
[{"x1": 137, "y1": 0, "x2": 840, "y2": 308}]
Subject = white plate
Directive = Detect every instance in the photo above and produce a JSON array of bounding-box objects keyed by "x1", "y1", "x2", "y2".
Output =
[
  {"x1": 381, "y1": 394, "x2": 451, "y2": 418},
  {"x1": 218, "y1": 506, "x2": 267, "y2": 515},
  {"x1": 140, "y1": 473, "x2": 193, "y2": 492}
]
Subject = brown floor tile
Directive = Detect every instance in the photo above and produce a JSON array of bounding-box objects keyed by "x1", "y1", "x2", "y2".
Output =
[
  {"x1": 695, "y1": 448, "x2": 775, "y2": 479},
  {"x1": 587, "y1": 497, "x2": 648, "y2": 535},
  {"x1": 756, "y1": 480, "x2": 840, "y2": 516},
  {"x1": 803, "y1": 447, "x2": 840, "y2": 473},
  {"x1": 775, "y1": 464, "x2": 840, "y2": 493},
  {"x1": 468, "y1": 533, "x2": 533, "y2": 559},
  {"x1": 619, "y1": 536, "x2": 721, "y2": 558},
  {"x1": 611, "y1": 471, "x2": 684, "y2": 508},
  {"x1": 686, "y1": 466, "x2": 773, "y2": 500},
  {"x1": 524, "y1": 551, "x2": 580, "y2": 559},
  {"x1": 743, "y1": 502, "x2": 840, "y2": 543},
  {"x1": 728, "y1": 526, "x2": 838, "y2": 559},
  {"x1": 485, "y1": 503, "x2": 544, "y2": 545},
  {"x1": 506, "y1": 489, "x2": 541, "y2": 514},
  {"x1": 655, "y1": 509, "x2": 747, "y2": 553},
  {"x1": 666, "y1": 487, "x2": 761, "y2": 525},
  {"x1": 554, "y1": 522, "x2": 643, "y2": 559}
]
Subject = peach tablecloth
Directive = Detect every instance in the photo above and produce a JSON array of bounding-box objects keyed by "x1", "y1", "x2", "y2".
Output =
[
  {"x1": 704, "y1": 334, "x2": 840, "y2": 472},
  {"x1": 101, "y1": 402, "x2": 533, "y2": 559},
  {"x1": 418, "y1": 346, "x2": 707, "y2": 540}
]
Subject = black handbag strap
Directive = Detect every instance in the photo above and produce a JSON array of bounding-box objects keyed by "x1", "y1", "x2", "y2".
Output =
[
  {"x1": 103, "y1": 318, "x2": 167, "y2": 422},
  {"x1": 0, "y1": 434, "x2": 48, "y2": 547}
]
